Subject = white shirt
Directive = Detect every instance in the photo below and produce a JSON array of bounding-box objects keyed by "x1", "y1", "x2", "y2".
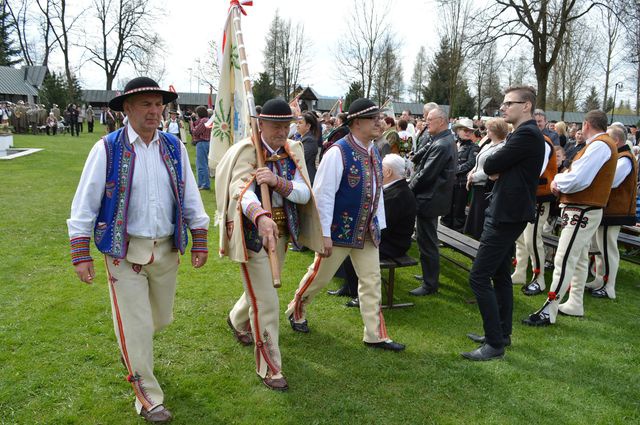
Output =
[
  {"x1": 612, "y1": 154, "x2": 633, "y2": 189},
  {"x1": 67, "y1": 125, "x2": 209, "y2": 239},
  {"x1": 541, "y1": 140, "x2": 551, "y2": 176},
  {"x1": 240, "y1": 139, "x2": 311, "y2": 215},
  {"x1": 554, "y1": 132, "x2": 612, "y2": 194},
  {"x1": 167, "y1": 119, "x2": 180, "y2": 134},
  {"x1": 314, "y1": 134, "x2": 386, "y2": 237},
  {"x1": 470, "y1": 141, "x2": 505, "y2": 184}
]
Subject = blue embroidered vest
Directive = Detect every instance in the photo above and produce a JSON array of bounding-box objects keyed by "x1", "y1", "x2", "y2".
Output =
[
  {"x1": 331, "y1": 135, "x2": 382, "y2": 248},
  {"x1": 93, "y1": 128, "x2": 188, "y2": 258},
  {"x1": 243, "y1": 149, "x2": 301, "y2": 252}
]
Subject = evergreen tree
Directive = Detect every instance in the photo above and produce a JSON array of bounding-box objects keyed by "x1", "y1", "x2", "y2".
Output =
[
  {"x1": 39, "y1": 72, "x2": 83, "y2": 109},
  {"x1": 253, "y1": 72, "x2": 277, "y2": 107},
  {"x1": 452, "y1": 81, "x2": 475, "y2": 119},
  {"x1": 0, "y1": 3, "x2": 21, "y2": 66},
  {"x1": 344, "y1": 81, "x2": 364, "y2": 111},
  {"x1": 605, "y1": 96, "x2": 614, "y2": 112},
  {"x1": 373, "y1": 36, "x2": 403, "y2": 105},
  {"x1": 582, "y1": 86, "x2": 600, "y2": 112}
]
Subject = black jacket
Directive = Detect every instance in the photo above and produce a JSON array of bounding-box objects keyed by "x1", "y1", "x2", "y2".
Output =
[
  {"x1": 380, "y1": 179, "x2": 417, "y2": 258},
  {"x1": 456, "y1": 138, "x2": 479, "y2": 184},
  {"x1": 409, "y1": 129, "x2": 457, "y2": 218},
  {"x1": 484, "y1": 119, "x2": 545, "y2": 223},
  {"x1": 301, "y1": 133, "x2": 318, "y2": 184}
]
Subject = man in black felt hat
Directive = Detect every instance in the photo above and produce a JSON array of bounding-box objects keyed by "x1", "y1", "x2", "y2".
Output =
[
  {"x1": 215, "y1": 98, "x2": 323, "y2": 391},
  {"x1": 67, "y1": 76, "x2": 210, "y2": 423},
  {"x1": 285, "y1": 98, "x2": 406, "y2": 352}
]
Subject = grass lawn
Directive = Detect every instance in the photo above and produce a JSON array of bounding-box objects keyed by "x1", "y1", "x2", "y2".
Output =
[{"x1": 1, "y1": 129, "x2": 639, "y2": 424}]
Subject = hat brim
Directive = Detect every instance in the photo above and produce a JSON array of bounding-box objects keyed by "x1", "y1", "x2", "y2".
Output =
[
  {"x1": 108, "y1": 89, "x2": 178, "y2": 112},
  {"x1": 452, "y1": 124, "x2": 474, "y2": 131},
  {"x1": 346, "y1": 108, "x2": 380, "y2": 123}
]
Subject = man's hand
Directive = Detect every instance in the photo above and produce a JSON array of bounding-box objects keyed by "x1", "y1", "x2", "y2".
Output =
[
  {"x1": 257, "y1": 215, "x2": 279, "y2": 253},
  {"x1": 191, "y1": 251, "x2": 208, "y2": 268},
  {"x1": 321, "y1": 237, "x2": 333, "y2": 258},
  {"x1": 74, "y1": 261, "x2": 95, "y2": 284},
  {"x1": 550, "y1": 180, "x2": 560, "y2": 197},
  {"x1": 488, "y1": 173, "x2": 500, "y2": 181},
  {"x1": 255, "y1": 167, "x2": 278, "y2": 187}
]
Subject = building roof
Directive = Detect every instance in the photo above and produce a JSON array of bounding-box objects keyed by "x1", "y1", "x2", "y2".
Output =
[
  {"x1": 0, "y1": 66, "x2": 41, "y2": 96},
  {"x1": 545, "y1": 110, "x2": 640, "y2": 126},
  {"x1": 316, "y1": 97, "x2": 340, "y2": 112},
  {"x1": 81, "y1": 89, "x2": 214, "y2": 107}
]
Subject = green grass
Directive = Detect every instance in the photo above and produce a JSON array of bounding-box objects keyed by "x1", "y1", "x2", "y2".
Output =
[{"x1": 1, "y1": 129, "x2": 639, "y2": 424}]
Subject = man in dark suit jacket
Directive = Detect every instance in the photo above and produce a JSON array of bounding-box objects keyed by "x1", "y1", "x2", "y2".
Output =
[
  {"x1": 332, "y1": 154, "x2": 417, "y2": 305},
  {"x1": 462, "y1": 86, "x2": 545, "y2": 361},
  {"x1": 408, "y1": 108, "x2": 457, "y2": 296}
]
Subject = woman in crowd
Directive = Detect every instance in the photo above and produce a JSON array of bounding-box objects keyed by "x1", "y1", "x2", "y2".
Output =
[
  {"x1": 190, "y1": 106, "x2": 213, "y2": 190},
  {"x1": 556, "y1": 121, "x2": 568, "y2": 147},
  {"x1": 298, "y1": 111, "x2": 320, "y2": 184},
  {"x1": 396, "y1": 119, "x2": 413, "y2": 157},
  {"x1": 463, "y1": 117, "x2": 508, "y2": 239}
]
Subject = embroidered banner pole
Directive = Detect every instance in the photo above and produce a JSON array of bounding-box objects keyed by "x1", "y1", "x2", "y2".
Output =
[{"x1": 226, "y1": 0, "x2": 281, "y2": 288}]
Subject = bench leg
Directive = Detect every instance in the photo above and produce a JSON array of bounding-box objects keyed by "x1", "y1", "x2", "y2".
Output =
[{"x1": 381, "y1": 267, "x2": 414, "y2": 309}]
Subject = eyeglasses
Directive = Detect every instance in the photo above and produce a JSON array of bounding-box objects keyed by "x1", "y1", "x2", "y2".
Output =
[{"x1": 500, "y1": 101, "x2": 526, "y2": 108}]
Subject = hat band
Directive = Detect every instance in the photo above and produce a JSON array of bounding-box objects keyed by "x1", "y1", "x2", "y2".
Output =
[
  {"x1": 259, "y1": 113, "x2": 294, "y2": 119},
  {"x1": 347, "y1": 105, "x2": 379, "y2": 120},
  {"x1": 123, "y1": 86, "x2": 165, "y2": 95}
]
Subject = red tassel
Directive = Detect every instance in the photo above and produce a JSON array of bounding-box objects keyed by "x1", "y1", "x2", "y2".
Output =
[{"x1": 548, "y1": 291, "x2": 557, "y2": 301}]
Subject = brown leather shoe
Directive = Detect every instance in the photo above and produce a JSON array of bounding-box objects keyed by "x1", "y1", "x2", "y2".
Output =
[
  {"x1": 262, "y1": 375, "x2": 288, "y2": 391},
  {"x1": 227, "y1": 316, "x2": 253, "y2": 346},
  {"x1": 140, "y1": 405, "x2": 173, "y2": 423}
]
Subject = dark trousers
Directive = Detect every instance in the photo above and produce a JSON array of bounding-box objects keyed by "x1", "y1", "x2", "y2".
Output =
[
  {"x1": 88, "y1": 121, "x2": 94, "y2": 133},
  {"x1": 442, "y1": 183, "x2": 468, "y2": 231},
  {"x1": 416, "y1": 216, "x2": 439, "y2": 291},
  {"x1": 469, "y1": 218, "x2": 526, "y2": 348}
]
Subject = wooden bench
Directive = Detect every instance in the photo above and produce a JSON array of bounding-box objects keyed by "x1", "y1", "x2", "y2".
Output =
[
  {"x1": 380, "y1": 255, "x2": 418, "y2": 309},
  {"x1": 543, "y1": 232, "x2": 640, "y2": 264},
  {"x1": 436, "y1": 224, "x2": 479, "y2": 272}
]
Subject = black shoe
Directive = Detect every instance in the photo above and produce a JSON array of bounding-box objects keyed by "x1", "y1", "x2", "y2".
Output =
[
  {"x1": 591, "y1": 287, "x2": 608, "y2": 298},
  {"x1": 522, "y1": 311, "x2": 551, "y2": 326},
  {"x1": 461, "y1": 343, "x2": 504, "y2": 361},
  {"x1": 544, "y1": 261, "x2": 554, "y2": 270},
  {"x1": 466, "y1": 333, "x2": 511, "y2": 347},
  {"x1": 522, "y1": 281, "x2": 543, "y2": 296},
  {"x1": 140, "y1": 405, "x2": 173, "y2": 423},
  {"x1": 327, "y1": 286, "x2": 352, "y2": 297},
  {"x1": 364, "y1": 340, "x2": 405, "y2": 352},
  {"x1": 345, "y1": 297, "x2": 359, "y2": 308},
  {"x1": 409, "y1": 285, "x2": 437, "y2": 296},
  {"x1": 288, "y1": 315, "x2": 309, "y2": 333}
]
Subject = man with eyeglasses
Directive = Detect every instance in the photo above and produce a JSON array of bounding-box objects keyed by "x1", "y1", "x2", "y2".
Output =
[
  {"x1": 462, "y1": 86, "x2": 545, "y2": 361},
  {"x1": 286, "y1": 98, "x2": 406, "y2": 352},
  {"x1": 408, "y1": 107, "x2": 456, "y2": 296}
]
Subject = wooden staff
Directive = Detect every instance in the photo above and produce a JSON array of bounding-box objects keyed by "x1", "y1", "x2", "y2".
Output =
[{"x1": 231, "y1": 5, "x2": 281, "y2": 288}]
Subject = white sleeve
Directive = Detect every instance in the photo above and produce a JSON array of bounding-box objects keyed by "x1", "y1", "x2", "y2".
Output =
[
  {"x1": 67, "y1": 141, "x2": 108, "y2": 238},
  {"x1": 554, "y1": 141, "x2": 612, "y2": 194},
  {"x1": 180, "y1": 143, "x2": 210, "y2": 229},
  {"x1": 540, "y1": 142, "x2": 551, "y2": 176},
  {"x1": 612, "y1": 157, "x2": 633, "y2": 189},
  {"x1": 377, "y1": 188, "x2": 386, "y2": 230},
  {"x1": 286, "y1": 167, "x2": 311, "y2": 204},
  {"x1": 240, "y1": 181, "x2": 260, "y2": 216},
  {"x1": 313, "y1": 146, "x2": 343, "y2": 237}
]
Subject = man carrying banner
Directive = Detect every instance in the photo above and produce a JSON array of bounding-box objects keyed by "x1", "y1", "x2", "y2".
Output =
[
  {"x1": 216, "y1": 99, "x2": 323, "y2": 391},
  {"x1": 285, "y1": 98, "x2": 406, "y2": 352}
]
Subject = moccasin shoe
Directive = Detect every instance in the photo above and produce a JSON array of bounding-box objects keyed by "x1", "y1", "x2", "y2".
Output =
[
  {"x1": 140, "y1": 405, "x2": 173, "y2": 423},
  {"x1": 288, "y1": 315, "x2": 309, "y2": 333},
  {"x1": 227, "y1": 316, "x2": 253, "y2": 346},
  {"x1": 461, "y1": 343, "x2": 504, "y2": 361},
  {"x1": 364, "y1": 340, "x2": 405, "y2": 352},
  {"x1": 263, "y1": 375, "x2": 288, "y2": 391}
]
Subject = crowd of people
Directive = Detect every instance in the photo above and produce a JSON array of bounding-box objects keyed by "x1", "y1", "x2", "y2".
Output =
[
  {"x1": 63, "y1": 75, "x2": 640, "y2": 423},
  {"x1": 0, "y1": 101, "x2": 96, "y2": 136}
]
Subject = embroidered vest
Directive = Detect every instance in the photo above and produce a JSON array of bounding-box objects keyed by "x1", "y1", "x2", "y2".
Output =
[
  {"x1": 93, "y1": 128, "x2": 188, "y2": 258},
  {"x1": 330, "y1": 135, "x2": 382, "y2": 249},
  {"x1": 242, "y1": 151, "x2": 302, "y2": 252},
  {"x1": 537, "y1": 136, "x2": 557, "y2": 201},
  {"x1": 602, "y1": 147, "x2": 638, "y2": 226},
  {"x1": 559, "y1": 134, "x2": 617, "y2": 208}
]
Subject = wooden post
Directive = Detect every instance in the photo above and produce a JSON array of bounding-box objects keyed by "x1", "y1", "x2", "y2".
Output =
[{"x1": 231, "y1": 5, "x2": 281, "y2": 288}]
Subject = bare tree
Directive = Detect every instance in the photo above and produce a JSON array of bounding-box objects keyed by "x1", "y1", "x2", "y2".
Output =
[
  {"x1": 598, "y1": 5, "x2": 622, "y2": 111},
  {"x1": 469, "y1": 41, "x2": 503, "y2": 117},
  {"x1": 36, "y1": 0, "x2": 84, "y2": 87},
  {"x1": 410, "y1": 46, "x2": 428, "y2": 103},
  {"x1": 85, "y1": 0, "x2": 163, "y2": 90},
  {"x1": 373, "y1": 34, "x2": 403, "y2": 105},
  {"x1": 625, "y1": 3, "x2": 640, "y2": 113},
  {"x1": 198, "y1": 40, "x2": 220, "y2": 91},
  {"x1": 335, "y1": 0, "x2": 388, "y2": 98},
  {"x1": 473, "y1": 0, "x2": 605, "y2": 108}
]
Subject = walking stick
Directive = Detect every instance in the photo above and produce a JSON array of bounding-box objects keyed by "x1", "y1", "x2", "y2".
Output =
[{"x1": 230, "y1": 4, "x2": 281, "y2": 288}]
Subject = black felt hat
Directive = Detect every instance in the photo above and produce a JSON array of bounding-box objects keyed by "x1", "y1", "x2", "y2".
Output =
[
  {"x1": 108, "y1": 77, "x2": 178, "y2": 112},
  {"x1": 346, "y1": 98, "x2": 380, "y2": 122},
  {"x1": 252, "y1": 98, "x2": 294, "y2": 122}
]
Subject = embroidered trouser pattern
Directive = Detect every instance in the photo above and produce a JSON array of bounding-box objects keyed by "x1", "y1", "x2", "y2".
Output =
[
  {"x1": 513, "y1": 201, "x2": 549, "y2": 286},
  {"x1": 104, "y1": 238, "x2": 179, "y2": 414},
  {"x1": 587, "y1": 225, "x2": 621, "y2": 299},
  {"x1": 229, "y1": 236, "x2": 288, "y2": 378},
  {"x1": 536, "y1": 206, "x2": 602, "y2": 321},
  {"x1": 285, "y1": 239, "x2": 389, "y2": 343}
]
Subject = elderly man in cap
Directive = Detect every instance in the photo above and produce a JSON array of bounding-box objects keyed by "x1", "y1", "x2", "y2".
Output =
[
  {"x1": 163, "y1": 110, "x2": 183, "y2": 142},
  {"x1": 67, "y1": 76, "x2": 210, "y2": 423},
  {"x1": 286, "y1": 98, "x2": 406, "y2": 352},
  {"x1": 216, "y1": 98, "x2": 323, "y2": 391}
]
